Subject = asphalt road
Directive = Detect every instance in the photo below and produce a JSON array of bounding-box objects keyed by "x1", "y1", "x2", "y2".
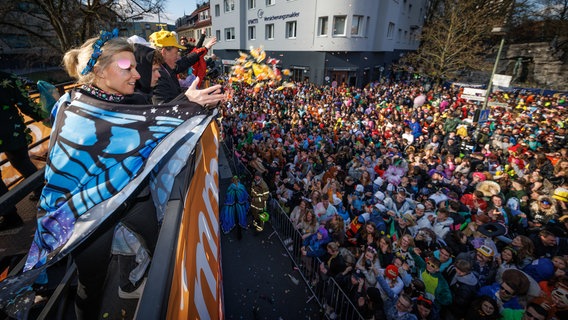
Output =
[{"x1": 218, "y1": 146, "x2": 322, "y2": 320}]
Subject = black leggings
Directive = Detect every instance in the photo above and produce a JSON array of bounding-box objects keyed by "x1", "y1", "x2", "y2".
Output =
[{"x1": 73, "y1": 193, "x2": 159, "y2": 320}]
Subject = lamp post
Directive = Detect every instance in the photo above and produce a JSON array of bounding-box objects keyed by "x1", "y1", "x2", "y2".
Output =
[{"x1": 481, "y1": 27, "x2": 507, "y2": 111}]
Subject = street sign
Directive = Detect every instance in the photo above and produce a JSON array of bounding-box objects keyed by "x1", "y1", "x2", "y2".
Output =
[
  {"x1": 492, "y1": 74, "x2": 512, "y2": 87},
  {"x1": 479, "y1": 109, "x2": 490, "y2": 123},
  {"x1": 461, "y1": 94, "x2": 486, "y2": 102},
  {"x1": 488, "y1": 102, "x2": 509, "y2": 108},
  {"x1": 462, "y1": 87, "x2": 486, "y2": 101}
]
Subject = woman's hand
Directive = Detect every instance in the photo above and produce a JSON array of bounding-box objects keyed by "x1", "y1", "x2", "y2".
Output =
[{"x1": 184, "y1": 77, "x2": 225, "y2": 108}]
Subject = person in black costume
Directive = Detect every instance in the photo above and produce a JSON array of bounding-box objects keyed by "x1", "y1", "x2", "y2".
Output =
[{"x1": 0, "y1": 71, "x2": 47, "y2": 230}]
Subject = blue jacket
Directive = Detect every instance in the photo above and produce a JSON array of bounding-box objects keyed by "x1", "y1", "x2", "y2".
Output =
[
  {"x1": 409, "y1": 121, "x2": 422, "y2": 138},
  {"x1": 302, "y1": 233, "x2": 330, "y2": 258}
]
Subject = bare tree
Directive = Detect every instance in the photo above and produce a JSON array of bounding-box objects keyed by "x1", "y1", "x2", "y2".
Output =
[
  {"x1": 401, "y1": 0, "x2": 514, "y2": 83},
  {"x1": 0, "y1": 0, "x2": 166, "y2": 55},
  {"x1": 534, "y1": 0, "x2": 568, "y2": 20}
]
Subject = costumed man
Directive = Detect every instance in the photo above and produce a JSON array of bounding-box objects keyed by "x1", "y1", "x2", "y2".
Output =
[
  {"x1": 220, "y1": 176, "x2": 250, "y2": 235},
  {"x1": 184, "y1": 31, "x2": 209, "y2": 89},
  {"x1": 149, "y1": 28, "x2": 216, "y2": 104},
  {"x1": 251, "y1": 172, "x2": 270, "y2": 231}
]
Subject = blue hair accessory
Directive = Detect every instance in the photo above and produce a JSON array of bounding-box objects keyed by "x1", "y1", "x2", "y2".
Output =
[{"x1": 80, "y1": 28, "x2": 119, "y2": 75}]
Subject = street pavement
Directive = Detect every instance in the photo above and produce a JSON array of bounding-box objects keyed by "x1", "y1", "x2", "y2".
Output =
[{"x1": 219, "y1": 144, "x2": 322, "y2": 320}]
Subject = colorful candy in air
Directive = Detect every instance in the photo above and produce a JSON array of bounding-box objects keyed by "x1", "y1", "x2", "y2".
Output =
[{"x1": 229, "y1": 46, "x2": 293, "y2": 91}]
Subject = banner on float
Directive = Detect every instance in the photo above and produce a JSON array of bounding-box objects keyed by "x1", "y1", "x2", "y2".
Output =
[{"x1": 166, "y1": 122, "x2": 223, "y2": 320}]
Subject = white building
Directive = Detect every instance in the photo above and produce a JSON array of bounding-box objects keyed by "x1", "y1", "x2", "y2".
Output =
[{"x1": 210, "y1": 0, "x2": 428, "y2": 87}]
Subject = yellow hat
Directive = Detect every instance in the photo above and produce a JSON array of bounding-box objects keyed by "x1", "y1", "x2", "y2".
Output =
[
  {"x1": 553, "y1": 187, "x2": 568, "y2": 203},
  {"x1": 149, "y1": 29, "x2": 185, "y2": 49},
  {"x1": 476, "y1": 245, "x2": 494, "y2": 258}
]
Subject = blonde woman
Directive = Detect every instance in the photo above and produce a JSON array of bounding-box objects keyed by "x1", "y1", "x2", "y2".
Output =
[
  {"x1": 355, "y1": 246, "x2": 381, "y2": 288},
  {"x1": 12, "y1": 30, "x2": 223, "y2": 319}
]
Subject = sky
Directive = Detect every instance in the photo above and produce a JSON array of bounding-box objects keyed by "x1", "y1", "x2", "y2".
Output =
[{"x1": 149, "y1": 0, "x2": 199, "y2": 24}]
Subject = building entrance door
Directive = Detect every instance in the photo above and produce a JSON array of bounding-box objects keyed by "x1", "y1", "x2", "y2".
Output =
[{"x1": 330, "y1": 71, "x2": 348, "y2": 86}]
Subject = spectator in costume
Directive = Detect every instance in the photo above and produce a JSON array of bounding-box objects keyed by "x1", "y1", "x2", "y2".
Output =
[
  {"x1": 250, "y1": 171, "x2": 270, "y2": 231},
  {"x1": 220, "y1": 176, "x2": 250, "y2": 235}
]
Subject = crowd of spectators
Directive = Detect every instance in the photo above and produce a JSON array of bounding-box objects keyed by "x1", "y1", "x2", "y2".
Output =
[{"x1": 220, "y1": 77, "x2": 568, "y2": 320}]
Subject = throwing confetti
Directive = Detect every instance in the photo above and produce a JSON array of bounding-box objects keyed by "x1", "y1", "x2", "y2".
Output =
[{"x1": 229, "y1": 46, "x2": 294, "y2": 93}]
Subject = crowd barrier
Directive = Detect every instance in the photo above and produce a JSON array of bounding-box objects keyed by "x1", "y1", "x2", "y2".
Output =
[
  {"x1": 267, "y1": 199, "x2": 365, "y2": 320},
  {"x1": 221, "y1": 134, "x2": 364, "y2": 320}
]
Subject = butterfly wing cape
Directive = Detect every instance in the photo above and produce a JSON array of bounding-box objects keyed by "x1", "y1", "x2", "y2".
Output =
[{"x1": 0, "y1": 89, "x2": 216, "y2": 308}]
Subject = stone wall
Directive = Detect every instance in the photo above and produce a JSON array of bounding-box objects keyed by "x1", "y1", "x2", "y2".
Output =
[{"x1": 503, "y1": 42, "x2": 568, "y2": 90}]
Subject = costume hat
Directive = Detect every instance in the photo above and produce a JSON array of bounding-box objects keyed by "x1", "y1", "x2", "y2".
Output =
[
  {"x1": 149, "y1": 29, "x2": 186, "y2": 49},
  {"x1": 477, "y1": 222, "x2": 507, "y2": 237}
]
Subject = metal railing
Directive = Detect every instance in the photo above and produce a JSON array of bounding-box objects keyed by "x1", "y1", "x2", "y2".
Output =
[
  {"x1": 267, "y1": 199, "x2": 365, "y2": 320},
  {"x1": 221, "y1": 133, "x2": 364, "y2": 320}
]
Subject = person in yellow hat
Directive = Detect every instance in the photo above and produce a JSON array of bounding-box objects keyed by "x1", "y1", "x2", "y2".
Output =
[{"x1": 149, "y1": 28, "x2": 217, "y2": 104}]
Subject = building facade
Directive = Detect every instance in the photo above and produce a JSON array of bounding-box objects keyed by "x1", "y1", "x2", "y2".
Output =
[
  {"x1": 175, "y1": 2, "x2": 213, "y2": 42},
  {"x1": 210, "y1": 0, "x2": 428, "y2": 87}
]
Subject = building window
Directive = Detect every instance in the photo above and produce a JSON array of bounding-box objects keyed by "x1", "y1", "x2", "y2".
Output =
[
  {"x1": 225, "y1": 27, "x2": 235, "y2": 40},
  {"x1": 397, "y1": 28, "x2": 402, "y2": 41},
  {"x1": 205, "y1": 27, "x2": 212, "y2": 37},
  {"x1": 216, "y1": 30, "x2": 221, "y2": 41},
  {"x1": 249, "y1": 0, "x2": 256, "y2": 9},
  {"x1": 333, "y1": 16, "x2": 346, "y2": 36},
  {"x1": 200, "y1": 10, "x2": 210, "y2": 20},
  {"x1": 265, "y1": 24, "x2": 274, "y2": 40},
  {"x1": 318, "y1": 17, "x2": 328, "y2": 36},
  {"x1": 286, "y1": 21, "x2": 297, "y2": 38},
  {"x1": 224, "y1": 0, "x2": 235, "y2": 12},
  {"x1": 215, "y1": 4, "x2": 220, "y2": 16},
  {"x1": 291, "y1": 68, "x2": 306, "y2": 82},
  {"x1": 351, "y1": 15, "x2": 364, "y2": 36},
  {"x1": 266, "y1": 0, "x2": 275, "y2": 5},
  {"x1": 248, "y1": 26, "x2": 256, "y2": 40},
  {"x1": 387, "y1": 22, "x2": 394, "y2": 39}
]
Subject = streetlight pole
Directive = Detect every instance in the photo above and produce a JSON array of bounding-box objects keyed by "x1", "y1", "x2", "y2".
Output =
[{"x1": 481, "y1": 28, "x2": 506, "y2": 111}]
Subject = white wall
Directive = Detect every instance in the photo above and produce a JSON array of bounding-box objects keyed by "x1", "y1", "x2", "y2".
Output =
[{"x1": 211, "y1": 0, "x2": 426, "y2": 52}]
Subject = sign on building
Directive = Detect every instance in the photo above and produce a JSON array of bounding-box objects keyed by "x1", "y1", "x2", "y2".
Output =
[
  {"x1": 492, "y1": 74, "x2": 512, "y2": 87},
  {"x1": 461, "y1": 87, "x2": 487, "y2": 102}
]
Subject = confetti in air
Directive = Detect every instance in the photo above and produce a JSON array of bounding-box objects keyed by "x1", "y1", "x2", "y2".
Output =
[{"x1": 229, "y1": 46, "x2": 294, "y2": 93}]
